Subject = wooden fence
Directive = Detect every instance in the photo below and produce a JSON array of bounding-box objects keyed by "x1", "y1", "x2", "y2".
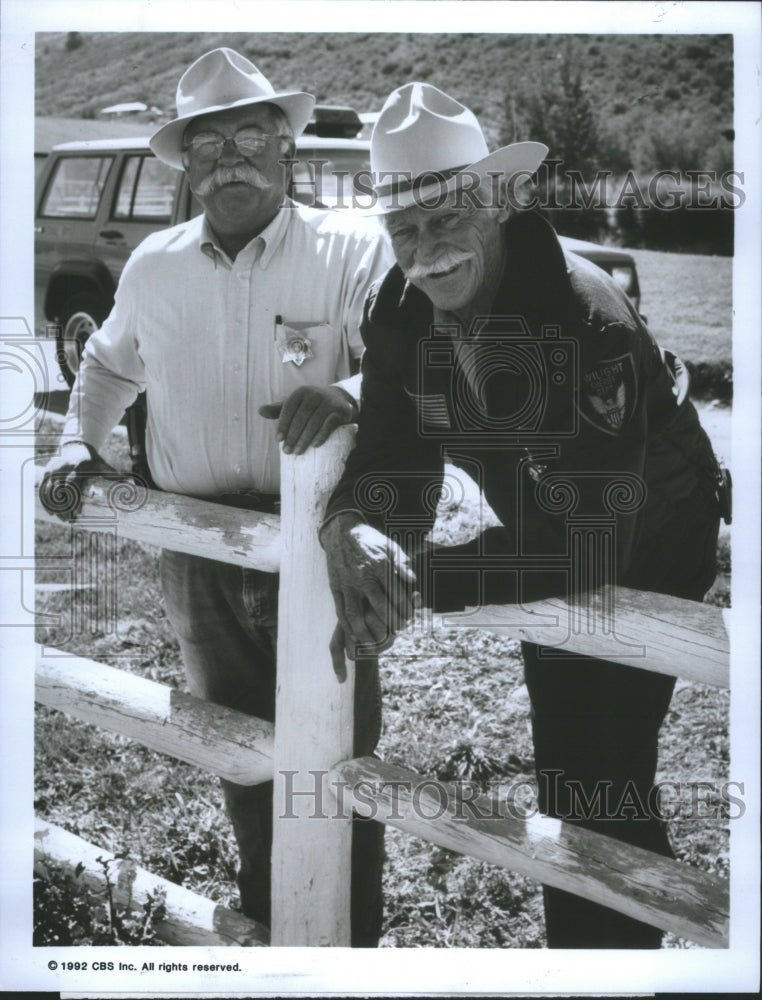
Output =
[{"x1": 34, "y1": 427, "x2": 730, "y2": 948}]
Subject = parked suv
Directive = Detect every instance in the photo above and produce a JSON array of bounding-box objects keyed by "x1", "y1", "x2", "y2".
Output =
[{"x1": 35, "y1": 124, "x2": 642, "y2": 472}]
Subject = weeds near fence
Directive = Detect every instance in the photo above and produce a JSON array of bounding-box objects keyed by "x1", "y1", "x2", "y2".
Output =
[{"x1": 33, "y1": 854, "x2": 167, "y2": 946}]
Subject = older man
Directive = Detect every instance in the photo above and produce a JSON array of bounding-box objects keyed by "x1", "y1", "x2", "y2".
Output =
[
  {"x1": 39, "y1": 48, "x2": 392, "y2": 945},
  {"x1": 321, "y1": 83, "x2": 723, "y2": 948}
]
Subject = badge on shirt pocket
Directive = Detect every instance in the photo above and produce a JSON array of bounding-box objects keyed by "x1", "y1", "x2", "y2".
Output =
[
  {"x1": 275, "y1": 318, "x2": 323, "y2": 367},
  {"x1": 272, "y1": 319, "x2": 338, "y2": 393}
]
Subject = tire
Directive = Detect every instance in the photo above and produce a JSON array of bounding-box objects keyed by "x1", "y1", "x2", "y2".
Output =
[
  {"x1": 55, "y1": 291, "x2": 153, "y2": 485},
  {"x1": 55, "y1": 292, "x2": 109, "y2": 388}
]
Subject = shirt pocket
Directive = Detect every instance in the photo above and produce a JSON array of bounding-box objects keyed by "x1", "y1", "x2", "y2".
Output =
[{"x1": 272, "y1": 321, "x2": 339, "y2": 393}]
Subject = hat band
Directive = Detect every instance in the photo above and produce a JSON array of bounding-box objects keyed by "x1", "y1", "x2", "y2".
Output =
[{"x1": 373, "y1": 163, "x2": 469, "y2": 200}]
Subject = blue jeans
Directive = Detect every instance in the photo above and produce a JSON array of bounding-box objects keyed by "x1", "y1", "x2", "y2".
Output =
[{"x1": 160, "y1": 548, "x2": 384, "y2": 946}]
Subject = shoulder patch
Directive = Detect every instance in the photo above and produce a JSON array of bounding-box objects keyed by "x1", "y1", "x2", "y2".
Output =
[{"x1": 579, "y1": 353, "x2": 637, "y2": 434}]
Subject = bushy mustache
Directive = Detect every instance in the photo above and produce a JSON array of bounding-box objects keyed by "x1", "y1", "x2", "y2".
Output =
[
  {"x1": 194, "y1": 164, "x2": 273, "y2": 197},
  {"x1": 405, "y1": 249, "x2": 474, "y2": 282}
]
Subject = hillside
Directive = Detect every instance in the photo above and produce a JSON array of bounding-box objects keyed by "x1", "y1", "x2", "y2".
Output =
[{"x1": 36, "y1": 32, "x2": 732, "y2": 172}]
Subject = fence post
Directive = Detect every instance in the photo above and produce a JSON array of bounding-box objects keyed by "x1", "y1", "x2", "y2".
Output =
[{"x1": 270, "y1": 427, "x2": 356, "y2": 946}]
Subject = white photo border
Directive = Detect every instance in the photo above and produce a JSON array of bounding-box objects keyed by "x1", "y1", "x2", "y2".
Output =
[{"x1": 1, "y1": 1, "x2": 759, "y2": 994}]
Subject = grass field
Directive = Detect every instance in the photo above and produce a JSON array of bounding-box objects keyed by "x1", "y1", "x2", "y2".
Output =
[
  {"x1": 630, "y1": 248, "x2": 732, "y2": 368},
  {"x1": 33, "y1": 245, "x2": 733, "y2": 947}
]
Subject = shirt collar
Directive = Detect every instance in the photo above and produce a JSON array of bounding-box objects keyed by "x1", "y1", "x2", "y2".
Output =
[{"x1": 199, "y1": 200, "x2": 295, "y2": 269}]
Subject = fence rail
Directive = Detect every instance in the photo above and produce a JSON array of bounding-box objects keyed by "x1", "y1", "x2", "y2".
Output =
[
  {"x1": 35, "y1": 647, "x2": 730, "y2": 948},
  {"x1": 36, "y1": 650, "x2": 274, "y2": 785},
  {"x1": 34, "y1": 426, "x2": 731, "y2": 948},
  {"x1": 34, "y1": 817, "x2": 268, "y2": 946},
  {"x1": 444, "y1": 588, "x2": 730, "y2": 688},
  {"x1": 35, "y1": 482, "x2": 281, "y2": 571}
]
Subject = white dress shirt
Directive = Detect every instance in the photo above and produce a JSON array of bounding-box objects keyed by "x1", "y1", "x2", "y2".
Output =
[{"x1": 63, "y1": 201, "x2": 391, "y2": 496}]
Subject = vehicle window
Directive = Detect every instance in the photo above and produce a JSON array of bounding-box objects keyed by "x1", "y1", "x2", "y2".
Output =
[
  {"x1": 294, "y1": 149, "x2": 371, "y2": 206},
  {"x1": 40, "y1": 156, "x2": 113, "y2": 218},
  {"x1": 114, "y1": 154, "x2": 177, "y2": 221},
  {"x1": 114, "y1": 156, "x2": 141, "y2": 217}
]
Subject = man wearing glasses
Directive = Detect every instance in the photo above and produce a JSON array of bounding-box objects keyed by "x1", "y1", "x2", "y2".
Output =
[{"x1": 39, "y1": 48, "x2": 391, "y2": 946}]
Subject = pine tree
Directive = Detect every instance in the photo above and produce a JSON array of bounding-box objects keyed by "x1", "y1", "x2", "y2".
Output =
[{"x1": 506, "y1": 41, "x2": 601, "y2": 178}]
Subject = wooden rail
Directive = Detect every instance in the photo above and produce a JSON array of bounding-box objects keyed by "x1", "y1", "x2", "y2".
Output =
[
  {"x1": 36, "y1": 640, "x2": 728, "y2": 947},
  {"x1": 331, "y1": 757, "x2": 729, "y2": 949},
  {"x1": 444, "y1": 587, "x2": 729, "y2": 688},
  {"x1": 35, "y1": 479, "x2": 729, "y2": 686},
  {"x1": 34, "y1": 652, "x2": 730, "y2": 948},
  {"x1": 35, "y1": 650, "x2": 274, "y2": 785},
  {"x1": 35, "y1": 483, "x2": 281, "y2": 572},
  {"x1": 34, "y1": 817, "x2": 268, "y2": 946},
  {"x1": 34, "y1": 427, "x2": 731, "y2": 948}
]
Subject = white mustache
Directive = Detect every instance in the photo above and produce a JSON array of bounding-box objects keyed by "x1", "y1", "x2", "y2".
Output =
[
  {"x1": 405, "y1": 250, "x2": 474, "y2": 282},
  {"x1": 195, "y1": 164, "x2": 273, "y2": 197}
]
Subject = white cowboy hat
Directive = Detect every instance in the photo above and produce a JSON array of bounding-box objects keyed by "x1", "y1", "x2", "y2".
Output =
[
  {"x1": 150, "y1": 48, "x2": 315, "y2": 169},
  {"x1": 370, "y1": 82, "x2": 547, "y2": 212}
]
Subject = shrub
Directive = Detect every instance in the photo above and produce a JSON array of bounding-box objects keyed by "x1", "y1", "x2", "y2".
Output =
[{"x1": 34, "y1": 856, "x2": 167, "y2": 946}]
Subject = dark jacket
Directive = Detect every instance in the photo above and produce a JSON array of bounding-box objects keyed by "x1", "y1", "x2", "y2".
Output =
[{"x1": 326, "y1": 211, "x2": 719, "y2": 609}]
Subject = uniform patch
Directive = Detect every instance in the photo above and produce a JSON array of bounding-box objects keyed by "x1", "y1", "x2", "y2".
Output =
[{"x1": 579, "y1": 353, "x2": 637, "y2": 434}]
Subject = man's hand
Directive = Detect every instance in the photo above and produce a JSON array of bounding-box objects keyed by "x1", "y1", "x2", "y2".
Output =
[
  {"x1": 320, "y1": 513, "x2": 419, "y2": 672},
  {"x1": 259, "y1": 385, "x2": 358, "y2": 455},
  {"x1": 38, "y1": 441, "x2": 118, "y2": 521}
]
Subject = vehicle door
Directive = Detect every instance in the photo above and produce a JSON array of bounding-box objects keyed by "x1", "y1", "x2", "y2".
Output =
[
  {"x1": 34, "y1": 151, "x2": 115, "y2": 335},
  {"x1": 92, "y1": 151, "x2": 180, "y2": 281}
]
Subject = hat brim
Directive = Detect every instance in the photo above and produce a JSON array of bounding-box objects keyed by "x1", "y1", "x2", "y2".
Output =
[
  {"x1": 365, "y1": 141, "x2": 548, "y2": 215},
  {"x1": 149, "y1": 91, "x2": 315, "y2": 169}
]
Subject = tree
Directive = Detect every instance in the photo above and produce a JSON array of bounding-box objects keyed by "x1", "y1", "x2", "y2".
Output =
[{"x1": 505, "y1": 41, "x2": 601, "y2": 179}]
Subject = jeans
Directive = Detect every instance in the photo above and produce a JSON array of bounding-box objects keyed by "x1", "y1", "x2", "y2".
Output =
[{"x1": 160, "y1": 548, "x2": 384, "y2": 946}]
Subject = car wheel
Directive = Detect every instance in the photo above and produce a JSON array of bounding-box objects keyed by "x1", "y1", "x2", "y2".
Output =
[{"x1": 56, "y1": 293, "x2": 108, "y2": 387}]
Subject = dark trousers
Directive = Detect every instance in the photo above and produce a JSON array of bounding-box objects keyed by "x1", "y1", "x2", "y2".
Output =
[
  {"x1": 423, "y1": 503, "x2": 720, "y2": 948},
  {"x1": 522, "y1": 507, "x2": 720, "y2": 948},
  {"x1": 160, "y1": 549, "x2": 384, "y2": 946},
  {"x1": 523, "y1": 643, "x2": 676, "y2": 948}
]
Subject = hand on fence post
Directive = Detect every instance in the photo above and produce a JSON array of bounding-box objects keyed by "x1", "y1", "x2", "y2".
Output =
[
  {"x1": 320, "y1": 515, "x2": 420, "y2": 662},
  {"x1": 259, "y1": 384, "x2": 359, "y2": 455}
]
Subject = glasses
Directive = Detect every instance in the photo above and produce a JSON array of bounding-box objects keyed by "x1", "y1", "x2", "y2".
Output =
[{"x1": 184, "y1": 128, "x2": 281, "y2": 161}]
